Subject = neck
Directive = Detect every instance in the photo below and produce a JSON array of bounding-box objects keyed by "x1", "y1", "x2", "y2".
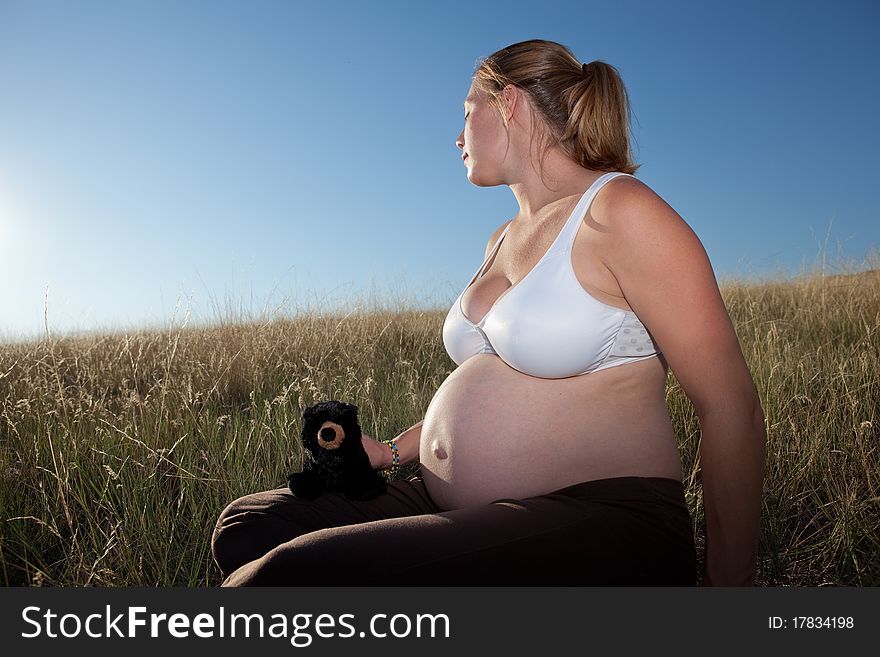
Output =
[{"x1": 506, "y1": 153, "x2": 608, "y2": 227}]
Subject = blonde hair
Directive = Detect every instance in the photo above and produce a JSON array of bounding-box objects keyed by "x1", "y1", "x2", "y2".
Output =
[{"x1": 473, "y1": 39, "x2": 640, "y2": 176}]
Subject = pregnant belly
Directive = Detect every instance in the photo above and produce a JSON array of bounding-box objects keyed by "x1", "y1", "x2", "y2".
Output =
[{"x1": 419, "y1": 354, "x2": 680, "y2": 511}]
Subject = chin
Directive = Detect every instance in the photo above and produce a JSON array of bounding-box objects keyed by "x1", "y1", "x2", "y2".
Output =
[{"x1": 467, "y1": 169, "x2": 505, "y2": 188}]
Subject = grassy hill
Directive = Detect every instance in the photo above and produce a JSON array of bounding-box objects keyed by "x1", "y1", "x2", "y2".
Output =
[{"x1": 1, "y1": 267, "x2": 878, "y2": 586}]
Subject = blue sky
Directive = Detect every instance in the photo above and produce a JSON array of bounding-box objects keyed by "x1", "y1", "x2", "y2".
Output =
[{"x1": 1, "y1": 0, "x2": 878, "y2": 343}]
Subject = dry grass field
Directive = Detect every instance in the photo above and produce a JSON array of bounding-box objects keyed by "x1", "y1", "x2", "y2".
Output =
[{"x1": 1, "y1": 262, "x2": 878, "y2": 586}]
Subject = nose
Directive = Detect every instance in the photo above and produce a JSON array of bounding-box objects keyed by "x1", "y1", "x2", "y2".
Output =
[{"x1": 455, "y1": 129, "x2": 464, "y2": 151}]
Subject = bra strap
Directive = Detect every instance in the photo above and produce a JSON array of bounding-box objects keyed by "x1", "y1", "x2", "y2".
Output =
[
  {"x1": 465, "y1": 221, "x2": 511, "y2": 290},
  {"x1": 559, "y1": 172, "x2": 631, "y2": 253}
]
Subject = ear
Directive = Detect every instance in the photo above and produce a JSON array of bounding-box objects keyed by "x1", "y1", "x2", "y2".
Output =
[
  {"x1": 340, "y1": 405, "x2": 360, "y2": 427},
  {"x1": 501, "y1": 84, "x2": 520, "y2": 122}
]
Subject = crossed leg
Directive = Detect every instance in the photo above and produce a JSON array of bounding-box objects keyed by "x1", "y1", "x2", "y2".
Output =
[
  {"x1": 216, "y1": 477, "x2": 696, "y2": 586},
  {"x1": 211, "y1": 476, "x2": 440, "y2": 580}
]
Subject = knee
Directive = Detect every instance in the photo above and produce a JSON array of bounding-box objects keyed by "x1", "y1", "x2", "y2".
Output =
[
  {"x1": 222, "y1": 529, "x2": 367, "y2": 587},
  {"x1": 211, "y1": 492, "x2": 291, "y2": 579},
  {"x1": 211, "y1": 497, "x2": 253, "y2": 578},
  {"x1": 220, "y1": 546, "x2": 291, "y2": 587}
]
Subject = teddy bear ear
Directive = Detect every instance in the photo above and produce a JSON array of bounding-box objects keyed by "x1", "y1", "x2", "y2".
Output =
[{"x1": 339, "y1": 402, "x2": 358, "y2": 417}]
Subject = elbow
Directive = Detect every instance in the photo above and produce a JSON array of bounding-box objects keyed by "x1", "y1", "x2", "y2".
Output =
[
  {"x1": 755, "y1": 399, "x2": 768, "y2": 443},
  {"x1": 750, "y1": 388, "x2": 767, "y2": 432},
  {"x1": 744, "y1": 390, "x2": 768, "y2": 462},
  {"x1": 750, "y1": 393, "x2": 766, "y2": 427},
  {"x1": 695, "y1": 387, "x2": 765, "y2": 429}
]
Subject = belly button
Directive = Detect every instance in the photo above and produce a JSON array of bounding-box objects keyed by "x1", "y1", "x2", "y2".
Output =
[{"x1": 431, "y1": 440, "x2": 448, "y2": 459}]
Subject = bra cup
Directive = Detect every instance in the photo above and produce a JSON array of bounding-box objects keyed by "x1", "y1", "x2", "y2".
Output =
[
  {"x1": 442, "y1": 171, "x2": 638, "y2": 376},
  {"x1": 482, "y1": 248, "x2": 625, "y2": 378},
  {"x1": 443, "y1": 298, "x2": 490, "y2": 366}
]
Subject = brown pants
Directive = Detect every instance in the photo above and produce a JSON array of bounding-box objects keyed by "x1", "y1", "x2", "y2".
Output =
[{"x1": 212, "y1": 475, "x2": 697, "y2": 586}]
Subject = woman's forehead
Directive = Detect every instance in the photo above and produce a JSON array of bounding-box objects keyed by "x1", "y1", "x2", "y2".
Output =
[{"x1": 463, "y1": 83, "x2": 483, "y2": 106}]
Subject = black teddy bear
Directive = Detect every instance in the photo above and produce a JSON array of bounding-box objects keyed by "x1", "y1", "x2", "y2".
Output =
[{"x1": 287, "y1": 400, "x2": 388, "y2": 501}]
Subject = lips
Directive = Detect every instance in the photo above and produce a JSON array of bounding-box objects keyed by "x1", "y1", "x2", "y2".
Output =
[{"x1": 462, "y1": 154, "x2": 469, "y2": 162}]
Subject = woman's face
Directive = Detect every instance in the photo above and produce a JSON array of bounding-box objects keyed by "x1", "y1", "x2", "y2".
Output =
[{"x1": 455, "y1": 82, "x2": 512, "y2": 186}]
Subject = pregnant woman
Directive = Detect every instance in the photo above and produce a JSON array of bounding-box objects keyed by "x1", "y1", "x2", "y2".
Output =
[{"x1": 213, "y1": 39, "x2": 767, "y2": 587}]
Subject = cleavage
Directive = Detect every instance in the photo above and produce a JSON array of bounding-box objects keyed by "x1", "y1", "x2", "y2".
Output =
[
  {"x1": 462, "y1": 274, "x2": 512, "y2": 324},
  {"x1": 461, "y1": 224, "x2": 556, "y2": 324}
]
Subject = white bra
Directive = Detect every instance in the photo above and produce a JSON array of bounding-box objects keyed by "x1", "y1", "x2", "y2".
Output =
[{"x1": 442, "y1": 171, "x2": 661, "y2": 379}]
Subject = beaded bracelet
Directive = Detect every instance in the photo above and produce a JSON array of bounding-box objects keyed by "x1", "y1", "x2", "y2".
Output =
[{"x1": 380, "y1": 439, "x2": 400, "y2": 480}]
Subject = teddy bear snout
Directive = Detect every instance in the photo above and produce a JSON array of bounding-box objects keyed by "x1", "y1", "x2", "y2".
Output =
[{"x1": 316, "y1": 422, "x2": 345, "y2": 449}]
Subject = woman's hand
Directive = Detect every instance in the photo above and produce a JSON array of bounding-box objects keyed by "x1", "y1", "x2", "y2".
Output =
[{"x1": 361, "y1": 433, "x2": 390, "y2": 470}]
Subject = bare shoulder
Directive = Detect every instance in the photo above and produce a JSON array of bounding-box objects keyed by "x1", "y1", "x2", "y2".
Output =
[
  {"x1": 589, "y1": 174, "x2": 761, "y2": 419},
  {"x1": 590, "y1": 174, "x2": 702, "y2": 270},
  {"x1": 484, "y1": 219, "x2": 514, "y2": 259},
  {"x1": 591, "y1": 175, "x2": 679, "y2": 232}
]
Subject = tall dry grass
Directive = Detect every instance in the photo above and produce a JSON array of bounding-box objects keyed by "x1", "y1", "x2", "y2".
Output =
[{"x1": 1, "y1": 258, "x2": 878, "y2": 586}]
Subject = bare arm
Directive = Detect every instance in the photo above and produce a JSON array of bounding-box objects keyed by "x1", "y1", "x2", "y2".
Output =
[
  {"x1": 599, "y1": 177, "x2": 767, "y2": 586},
  {"x1": 379, "y1": 420, "x2": 423, "y2": 468},
  {"x1": 362, "y1": 421, "x2": 422, "y2": 469},
  {"x1": 699, "y1": 402, "x2": 766, "y2": 585}
]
